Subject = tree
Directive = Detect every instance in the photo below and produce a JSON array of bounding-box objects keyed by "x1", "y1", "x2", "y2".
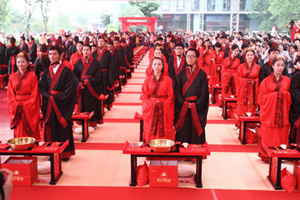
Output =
[
  {"x1": 2, "y1": 8, "x2": 25, "y2": 33},
  {"x1": 247, "y1": 0, "x2": 273, "y2": 31},
  {"x1": 268, "y1": 0, "x2": 300, "y2": 29},
  {"x1": 100, "y1": 14, "x2": 110, "y2": 26},
  {"x1": 36, "y1": 0, "x2": 54, "y2": 32},
  {"x1": 119, "y1": 5, "x2": 144, "y2": 17},
  {"x1": 0, "y1": 0, "x2": 10, "y2": 30},
  {"x1": 128, "y1": 1, "x2": 160, "y2": 17},
  {"x1": 24, "y1": 0, "x2": 37, "y2": 38}
]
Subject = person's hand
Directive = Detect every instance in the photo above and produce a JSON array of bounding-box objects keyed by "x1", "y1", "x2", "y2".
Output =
[
  {"x1": 188, "y1": 103, "x2": 192, "y2": 108},
  {"x1": 0, "y1": 169, "x2": 13, "y2": 200}
]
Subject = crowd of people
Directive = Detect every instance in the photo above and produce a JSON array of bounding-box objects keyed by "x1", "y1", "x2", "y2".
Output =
[{"x1": 0, "y1": 25, "x2": 300, "y2": 167}]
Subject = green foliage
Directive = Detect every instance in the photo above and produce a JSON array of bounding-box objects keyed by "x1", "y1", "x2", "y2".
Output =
[
  {"x1": 2, "y1": 8, "x2": 25, "y2": 33},
  {"x1": 0, "y1": 0, "x2": 10, "y2": 30},
  {"x1": 247, "y1": 0, "x2": 273, "y2": 31},
  {"x1": 128, "y1": 1, "x2": 160, "y2": 17},
  {"x1": 100, "y1": 14, "x2": 110, "y2": 26},
  {"x1": 119, "y1": 5, "x2": 144, "y2": 17},
  {"x1": 268, "y1": 0, "x2": 300, "y2": 29},
  {"x1": 49, "y1": 13, "x2": 73, "y2": 32},
  {"x1": 106, "y1": 24, "x2": 119, "y2": 32}
]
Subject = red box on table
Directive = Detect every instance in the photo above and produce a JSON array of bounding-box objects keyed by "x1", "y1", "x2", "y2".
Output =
[
  {"x1": 1, "y1": 157, "x2": 38, "y2": 186},
  {"x1": 149, "y1": 160, "x2": 178, "y2": 188}
]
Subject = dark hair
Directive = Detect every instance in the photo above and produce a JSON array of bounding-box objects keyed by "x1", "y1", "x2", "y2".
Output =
[
  {"x1": 49, "y1": 45, "x2": 62, "y2": 55},
  {"x1": 10, "y1": 37, "x2": 16, "y2": 44},
  {"x1": 186, "y1": 48, "x2": 200, "y2": 58},
  {"x1": 77, "y1": 41, "x2": 84, "y2": 45},
  {"x1": 152, "y1": 57, "x2": 164, "y2": 72},
  {"x1": 175, "y1": 43, "x2": 184, "y2": 49},
  {"x1": 231, "y1": 44, "x2": 239, "y2": 51},
  {"x1": 154, "y1": 47, "x2": 163, "y2": 54},
  {"x1": 241, "y1": 43, "x2": 249, "y2": 50},
  {"x1": 245, "y1": 48, "x2": 255, "y2": 56},
  {"x1": 73, "y1": 36, "x2": 79, "y2": 43},
  {"x1": 290, "y1": 44, "x2": 298, "y2": 51},
  {"x1": 214, "y1": 42, "x2": 222, "y2": 48},
  {"x1": 277, "y1": 43, "x2": 286, "y2": 51},
  {"x1": 83, "y1": 44, "x2": 91, "y2": 50},
  {"x1": 40, "y1": 44, "x2": 48, "y2": 68},
  {"x1": 272, "y1": 55, "x2": 284, "y2": 66},
  {"x1": 268, "y1": 48, "x2": 279, "y2": 54},
  {"x1": 16, "y1": 52, "x2": 31, "y2": 71}
]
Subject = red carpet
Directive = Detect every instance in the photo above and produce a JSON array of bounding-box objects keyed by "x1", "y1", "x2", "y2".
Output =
[
  {"x1": 103, "y1": 118, "x2": 235, "y2": 124},
  {"x1": 75, "y1": 143, "x2": 259, "y2": 153},
  {"x1": 113, "y1": 102, "x2": 142, "y2": 106},
  {"x1": 10, "y1": 186, "x2": 298, "y2": 200}
]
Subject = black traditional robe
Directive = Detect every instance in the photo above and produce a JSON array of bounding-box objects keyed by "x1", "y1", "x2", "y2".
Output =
[
  {"x1": 19, "y1": 42, "x2": 29, "y2": 53},
  {"x1": 112, "y1": 46, "x2": 126, "y2": 94},
  {"x1": 174, "y1": 66, "x2": 209, "y2": 144},
  {"x1": 290, "y1": 71, "x2": 300, "y2": 143},
  {"x1": 168, "y1": 54, "x2": 186, "y2": 88},
  {"x1": 5, "y1": 45, "x2": 20, "y2": 74},
  {"x1": 28, "y1": 42, "x2": 37, "y2": 63},
  {"x1": 73, "y1": 57, "x2": 103, "y2": 125},
  {"x1": 40, "y1": 63, "x2": 76, "y2": 158},
  {"x1": 93, "y1": 49, "x2": 114, "y2": 107},
  {"x1": 34, "y1": 56, "x2": 51, "y2": 81},
  {"x1": 0, "y1": 42, "x2": 7, "y2": 76}
]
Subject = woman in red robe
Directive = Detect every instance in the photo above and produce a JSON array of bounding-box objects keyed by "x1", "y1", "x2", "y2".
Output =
[
  {"x1": 236, "y1": 48, "x2": 260, "y2": 116},
  {"x1": 142, "y1": 57, "x2": 175, "y2": 143},
  {"x1": 146, "y1": 47, "x2": 169, "y2": 76},
  {"x1": 258, "y1": 56, "x2": 291, "y2": 162},
  {"x1": 210, "y1": 42, "x2": 224, "y2": 86},
  {"x1": 202, "y1": 38, "x2": 216, "y2": 77},
  {"x1": 221, "y1": 44, "x2": 240, "y2": 98},
  {"x1": 7, "y1": 52, "x2": 40, "y2": 140}
]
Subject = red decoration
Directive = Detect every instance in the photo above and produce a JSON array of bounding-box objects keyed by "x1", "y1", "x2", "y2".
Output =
[{"x1": 119, "y1": 17, "x2": 158, "y2": 32}]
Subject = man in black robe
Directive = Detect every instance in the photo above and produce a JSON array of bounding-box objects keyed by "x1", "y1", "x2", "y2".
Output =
[
  {"x1": 168, "y1": 43, "x2": 186, "y2": 88},
  {"x1": 112, "y1": 38, "x2": 126, "y2": 93},
  {"x1": 290, "y1": 70, "x2": 300, "y2": 144},
  {"x1": 125, "y1": 34, "x2": 134, "y2": 65},
  {"x1": 5, "y1": 37, "x2": 20, "y2": 74},
  {"x1": 93, "y1": 37, "x2": 114, "y2": 109},
  {"x1": 28, "y1": 37, "x2": 37, "y2": 64},
  {"x1": 19, "y1": 36, "x2": 28, "y2": 52},
  {"x1": 40, "y1": 46, "x2": 76, "y2": 161},
  {"x1": 0, "y1": 41, "x2": 7, "y2": 78},
  {"x1": 74, "y1": 44, "x2": 103, "y2": 126},
  {"x1": 174, "y1": 48, "x2": 209, "y2": 144}
]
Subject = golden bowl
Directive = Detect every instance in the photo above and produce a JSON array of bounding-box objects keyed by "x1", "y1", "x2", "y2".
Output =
[
  {"x1": 148, "y1": 139, "x2": 175, "y2": 153},
  {"x1": 7, "y1": 137, "x2": 36, "y2": 151}
]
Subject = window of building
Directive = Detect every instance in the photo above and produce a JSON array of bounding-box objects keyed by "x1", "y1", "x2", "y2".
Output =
[
  {"x1": 223, "y1": 0, "x2": 230, "y2": 11},
  {"x1": 240, "y1": 0, "x2": 246, "y2": 11},
  {"x1": 162, "y1": 1, "x2": 170, "y2": 11},
  {"x1": 207, "y1": 0, "x2": 215, "y2": 11},
  {"x1": 192, "y1": 0, "x2": 199, "y2": 11},
  {"x1": 177, "y1": 1, "x2": 185, "y2": 11}
]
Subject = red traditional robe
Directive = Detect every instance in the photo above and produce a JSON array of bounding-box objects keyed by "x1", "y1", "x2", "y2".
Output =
[
  {"x1": 142, "y1": 75, "x2": 175, "y2": 143},
  {"x1": 210, "y1": 51, "x2": 224, "y2": 86},
  {"x1": 8, "y1": 70, "x2": 40, "y2": 140},
  {"x1": 146, "y1": 55, "x2": 169, "y2": 76},
  {"x1": 221, "y1": 56, "x2": 240, "y2": 97},
  {"x1": 236, "y1": 62, "x2": 260, "y2": 116},
  {"x1": 258, "y1": 73, "x2": 291, "y2": 160},
  {"x1": 202, "y1": 47, "x2": 216, "y2": 76},
  {"x1": 70, "y1": 51, "x2": 83, "y2": 71}
]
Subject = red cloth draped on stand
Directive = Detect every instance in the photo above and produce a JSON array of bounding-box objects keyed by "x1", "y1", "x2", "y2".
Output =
[
  {"x1": 142, "y1": 75, "x2": 175, "y2": 143},
  {"x1": 8, "y1": 70, "x2": 40, "y2": 140},
  {"x1": 258, "y1": 73, "x2": 291, "y2": 161}
]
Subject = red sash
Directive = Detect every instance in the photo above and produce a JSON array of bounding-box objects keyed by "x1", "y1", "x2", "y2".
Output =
[
  {"x1": 173, "y1": 55, "x2": 185, "y2": 77},
  {"x1": 96, "y1": 48, "x2": 106, "y2": 62},
  {"x1": 175, "y1": 66, "x2": 203, "y2": 136},
  {"x1": 44, "y1": 64, "x2": 68, "y2": 141}
]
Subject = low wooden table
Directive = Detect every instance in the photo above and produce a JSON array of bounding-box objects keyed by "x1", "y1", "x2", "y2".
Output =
[
  {"x1": 211, "y1": 85, "x2": 222, "y2": 104},
  {"x1": 237, "y1": 115, "x2": 260, "y2": 144},
  {"x1": 123, "y1": 141, "x2": 210, "y2": 188},
  {"x1": 222, "y1": 97, "x2": 237, "y2": 120},
  {"x1": 263, "y1": 144, "x2": 300, "y2": 190},
  {"x1": 40, "y1": 112, "x2": 94, "y2": 142},
  {"x1": 0, "y1": 141, "x2": 69, "y2": 185}
]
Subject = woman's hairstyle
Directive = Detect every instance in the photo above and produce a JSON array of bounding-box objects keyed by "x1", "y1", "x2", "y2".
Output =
[
  {"x1": 16, "y1": 51, "x2": 31, "y2": 71},
  {"x1": 245, "y1": 48, "x2": 255, "y2": 56},
  {"x1": 231, "y1": 44, "x2": 239, "y2": 51},
  {"x1": 272, "y1": 55, "x2": 284, "y2": 65},
  {"x1": 154, "y1": 47, "x2": 163, "y2": 54},
  {"x1": 277, "y1": 43, "x2": 286, "y2": 51},
  {"x1": 152, "y1": 56, "x2": 164, "y2": 72}
]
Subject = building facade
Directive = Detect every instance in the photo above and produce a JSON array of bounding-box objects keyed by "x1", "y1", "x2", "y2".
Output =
[{"x1": 154, "y1": 0, "x2": 259, "y2": 33}]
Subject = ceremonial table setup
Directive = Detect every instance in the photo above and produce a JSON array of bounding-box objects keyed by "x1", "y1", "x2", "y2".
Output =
[
  {"x1": 40, "y1": 111, "x2": 94, "y2": 142},
  {"x1": 237, "y1": 115, "x2": 260, "y2": 145},
  {"x1": 0, "y1": 140, "x2": 69, "y2": 185},
  {"x1": 221, "y1": 97, "x2": 237, "y2": 120},
  {"x1": 262, "y1": 144, "x2": 300, "y2": 190},
  {"x1": 123, "y1": 140, "x2": 210, "y2": 188}
]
